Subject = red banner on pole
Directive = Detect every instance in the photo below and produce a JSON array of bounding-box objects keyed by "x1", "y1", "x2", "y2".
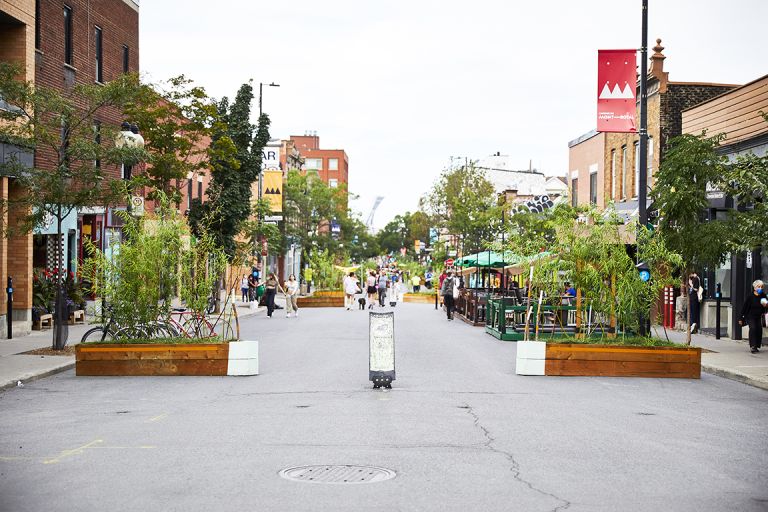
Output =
[{"x1": 597, "y1": 49, "x2": 637, "y2": 133}]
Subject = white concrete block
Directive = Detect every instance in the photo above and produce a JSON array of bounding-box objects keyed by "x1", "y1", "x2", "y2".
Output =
[
  {"x1": 227, "y1": 341, "x2": 259, "y2": 376},
  {"x1": 516, "y1": 341, "x2": 546, "y2": 360},
  {"x1": 515, "y1": 341, "x2": 546, "y2": 375},
  {"x1": 515, "y1": 358, "x2": 545, "y2": 375}
]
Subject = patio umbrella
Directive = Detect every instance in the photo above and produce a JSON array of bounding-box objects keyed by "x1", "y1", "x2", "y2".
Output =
[{"x1": 456, "y1": 251, "x2": 517, "y2": 268}]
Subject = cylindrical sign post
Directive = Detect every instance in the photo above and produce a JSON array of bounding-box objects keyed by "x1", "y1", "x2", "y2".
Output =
[
  {"x1": 715, "y1": 282, "x2": 722, "y2": 339},
  {"x1": 6, "y1": 276, "x2": 13, "y2": 339}
]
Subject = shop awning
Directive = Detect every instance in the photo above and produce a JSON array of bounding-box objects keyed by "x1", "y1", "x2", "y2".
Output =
[{"x1": 456, "y1": 251, "x2": 518, "y2": 268}]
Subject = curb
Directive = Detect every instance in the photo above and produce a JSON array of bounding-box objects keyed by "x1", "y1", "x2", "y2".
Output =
[
  {"x1": 0, "y1": 360, "x2": 75, "y2": 392},
  {"x1": 702, "y1": 364, "x2": 768, "y2": 392}
]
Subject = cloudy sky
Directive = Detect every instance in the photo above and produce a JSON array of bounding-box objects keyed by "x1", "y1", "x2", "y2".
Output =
[{"x1": 140, "y1": 0, "x2": 766, "y2": 229}]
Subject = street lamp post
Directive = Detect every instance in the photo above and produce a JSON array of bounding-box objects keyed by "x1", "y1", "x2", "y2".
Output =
[
  {"x1": 116, "y1": 122, "x2": 144, "y2": 215},
  {"x1": 257, "y1": 82, "x2": 279, "y2": 272}
]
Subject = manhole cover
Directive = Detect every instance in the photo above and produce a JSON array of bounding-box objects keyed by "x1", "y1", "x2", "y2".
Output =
[{"x1": 279, "y1": 465, "x2": 396, "y2": 484}]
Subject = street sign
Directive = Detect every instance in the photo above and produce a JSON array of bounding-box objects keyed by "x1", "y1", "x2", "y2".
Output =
[
  {"x1": 445, "y1": 258, "x2": 454, "y2": 266},
  {"x1": 369, "y1": 312, "x2": 395, "y2": 389},
  {"x1": 265, "y1": 215, "x2": 283, "y2": 222},
  {"x1": 130, "y1": 196, "x2": 145, "y2": 216}
]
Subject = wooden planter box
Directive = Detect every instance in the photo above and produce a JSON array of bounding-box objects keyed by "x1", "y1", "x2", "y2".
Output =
[
  {"x1": 403, "y1": 293, "x2": 436, "y2": 304},
  {"x1": 516, "y1": 341, "x2": 701, "y2": 379},
  {"x1": 75, "y1": 341, "x2": 258, "y2": 376},
  {"x1": 297, "y1": 295, "x2": 345, "y2": 307},
  {"x1": 312, "y1": 290, "x2": 344, "y2": 297}
]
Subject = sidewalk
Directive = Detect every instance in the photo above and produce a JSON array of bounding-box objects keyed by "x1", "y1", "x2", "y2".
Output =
[
  {"x1": 0, "y1": 301, "x2": 266, "y2": 391},
  {"x1": 651, "y1": 325, "x2": 768, "y2": 391}
]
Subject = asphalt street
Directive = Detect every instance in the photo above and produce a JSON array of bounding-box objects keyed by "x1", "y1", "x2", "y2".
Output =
[{"x1": 1, "y1": 302, "x2": 767, "y2": 512}]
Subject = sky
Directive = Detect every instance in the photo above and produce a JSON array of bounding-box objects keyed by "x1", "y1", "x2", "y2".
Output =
[{"x1": 140, "y1": 0, "x2": 767, "y2": 230}]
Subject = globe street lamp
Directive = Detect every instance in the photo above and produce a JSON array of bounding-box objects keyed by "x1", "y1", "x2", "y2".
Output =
[{"x1": 115, "y1": 122, "x2": 144, "y2": 216}]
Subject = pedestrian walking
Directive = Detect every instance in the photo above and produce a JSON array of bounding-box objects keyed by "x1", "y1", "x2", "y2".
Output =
[
  {"x1": 343, "y1": 272, "x2": 359, "y2": 310},
  {"x1": 441, "y1": 270, "x2": 457, "y2": 320},
  {"x1": 411, "y1": 274, "x2": 421, "y2": 293},
  {"x1": 248, "y1": 272, "x2": 258, "y2": 302},
  {"x1": 689, "y1": 271, "x2": 702, "y2": 333},
  {"x1": 284, "y1": 274, "x2": 300, "y2": 318},
  {"x1": 264, "y1": 273, "x2": 283, "y2": 318},
  {"x1": 377, "y1": 270, "x2": 388, "y2": 307},
  {"x1": 366, "y1": 271, "x2": 377, "y2": 309},
  {"x1": 240, "y1": 275, "x2": 249, "y2": 302},
  {"x1": 425, "y1": 269, "x2": 433, "y2": 290},
  {"x1": 739, "y1": 279, "x2": 768, "y2": 353}
]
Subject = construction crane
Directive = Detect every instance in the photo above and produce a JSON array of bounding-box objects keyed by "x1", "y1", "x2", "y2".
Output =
[{"x1": 365, "y1": 196, "x2": 384, "y2": 232}]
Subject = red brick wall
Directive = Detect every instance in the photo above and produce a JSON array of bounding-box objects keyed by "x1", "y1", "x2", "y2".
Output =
[{"x1": 35, "y1": 0, "x2": 139, "y2": 180}]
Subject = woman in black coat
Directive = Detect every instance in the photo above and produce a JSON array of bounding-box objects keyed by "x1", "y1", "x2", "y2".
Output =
[{"x1": 739, "y1": 279, "x2": 768, "y2": 353}]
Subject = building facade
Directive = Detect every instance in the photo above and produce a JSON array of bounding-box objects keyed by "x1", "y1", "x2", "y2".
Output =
[
  {"x1": 0, "y1": 0, "x2": 36, "y2": 336},
  {"x1": 0, "y1": 0, "x2": 139, "y2": 336},
  {"x1": 569, "y1": 40, "x2": 738, "y2": 222},
  {"x1": 290, "y1": 133, "x2": 349, "y2": 190},
  {"x1": 567, "y1": 130, "x2": 606, "y2": 208},
  {"x1": 682, "y1": 74, "x2": 768, "y2": 338}
]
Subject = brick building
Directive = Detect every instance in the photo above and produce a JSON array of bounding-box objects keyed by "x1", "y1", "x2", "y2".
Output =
[
  {"x1": 0, "y1": 0, "x2": 36, "y2": 336},
  {"x1": 290, "y1": 133, "x2": 349, "y2": 190},
  {"x1": 569, "y1": 40, "x2": 738, "y2": 221},
  {"x1": 0, "y1": 0, "x2": 139, "y2": 336}
]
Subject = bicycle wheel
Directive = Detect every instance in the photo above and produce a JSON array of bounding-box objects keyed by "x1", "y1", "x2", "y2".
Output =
[
  {"x1": 220, "y1": 317, "x2": 236, "y2": 341},
  {"x1": 114, "y1": 325, "x2": 149, "y2": 341},
  {"x1": 81, "y1": 327, "x2": 111, "y2": 343},
  {"x1": 152, "y1": 320, "x2": 181, "y2": 338},
  {"x1": 182, "y1": 315, "x2": 213, "y2": 339}
]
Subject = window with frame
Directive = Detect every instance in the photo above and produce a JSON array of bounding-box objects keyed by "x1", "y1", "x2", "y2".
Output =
[
  {"x1": 305, "y1": 158, "x2": 322, "y2": 170},
  {"x1": 197, "y1": 179, "x2": 203, "y2": 201},
  {"x1": 621, "y1": 145, "x2": 627, "y2": 200},
  {"x1": 633, "y1": 141, "x2": 640, "y2": 198},
  {"x1": 122, "y1": 45, "x2": 130, "y2": 73},
  {"x1": 64, "y1": 5, "x2": 73, "y2": 65},
  {"x1": 589, "y1": 165, "x2": 598, "y2": 205},
  {"x1": 328, "y1": 178, "x2": 338, "y2": 188},
  {"x1": 328, "y1": 158, "x2": 339, "y2": 171},
  {"x1": 571, "y1": 178, "x2": 578, "y2": 207},
  {"x1": 187, "y1": 179, "x2": 193, "y2": 209},
  {"x1": 35, "y1": 0, "x2": 41, "y2": 50},
  {"x1": 94, "y1": 27, "x2": 103, "y2": 83},
  {"x1": 647, "y1": 136, "x2": 654, "y2": 187}
]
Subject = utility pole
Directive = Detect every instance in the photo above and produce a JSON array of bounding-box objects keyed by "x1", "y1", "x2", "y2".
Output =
[{"x1": 638, "y1": 0, "x2": 649, "y2": 228}]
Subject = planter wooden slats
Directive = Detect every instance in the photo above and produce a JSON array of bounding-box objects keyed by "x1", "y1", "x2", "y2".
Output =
[
  {"x1": 75, "y1": 341, "x2": 259, "y2": 376},
  {"x1": 76, "y1": 358, "x2": 228, "y2": 376},
  {"x1": 296, "y1": 296, "x2": 344, "y2": 308},
  {"x1": 516, "y1": 341, "x2": 701, "y2": 379},
  {"x1": 403, "y1": 294, "x2": 436, "y2": 304}
]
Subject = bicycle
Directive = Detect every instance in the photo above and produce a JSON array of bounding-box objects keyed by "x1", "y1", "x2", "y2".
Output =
[{"x1": 80, "y1": 306, "x2": 151, "y2": 343}]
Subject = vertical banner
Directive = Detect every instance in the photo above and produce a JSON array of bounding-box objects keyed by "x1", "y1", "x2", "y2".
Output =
[
  {"x1": 369, "y1": 312, "x2": 395, "y2": 388},
  {"x1": 597, "y1": 49, "x2": 637, "y2": 133},
  {"x1": 262, "y1": 170, "x2": 283, "y2": 213}
]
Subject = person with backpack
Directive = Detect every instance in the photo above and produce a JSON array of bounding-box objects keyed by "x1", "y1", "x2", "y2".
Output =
[
  {"x1": 377, "y1": 270, "x2": 389, "y2": 307},
  {"x1": 441, "y1": 270, "x2": 458, "y2": 320}
]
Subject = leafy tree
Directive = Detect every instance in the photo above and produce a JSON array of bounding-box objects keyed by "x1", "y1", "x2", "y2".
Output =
[
  {"x1": 122, "y1": 75, "x2": 221, "y2": 207},
  {"x1": 652, "y1": 132, "x2": 733, "y2": 343},
  {"x1": 424, "y1": 162, "x2": 502, "y2": 255},
  {"x1": 189, "y1": 82, "x2": 269, "y2": 260},
  {"x1": 283, "y1": 169, "x2": 348, "y2": 265},
  {"x1": 0, "y1": 63, "x2": 143, "y2": 349}
]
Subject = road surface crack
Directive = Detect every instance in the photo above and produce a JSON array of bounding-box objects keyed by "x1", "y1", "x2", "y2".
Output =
[{"x1": 461, "y1": 403, "x2": 571, "y2": 512}]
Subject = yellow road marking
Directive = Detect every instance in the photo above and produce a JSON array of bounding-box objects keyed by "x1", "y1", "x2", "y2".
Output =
[
  {"x1": 43, "y1": 439, "x2": 103, "y2": 464},
  {"x1": 147, "y1": 413, "x2": 168, "y2": 423}
]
